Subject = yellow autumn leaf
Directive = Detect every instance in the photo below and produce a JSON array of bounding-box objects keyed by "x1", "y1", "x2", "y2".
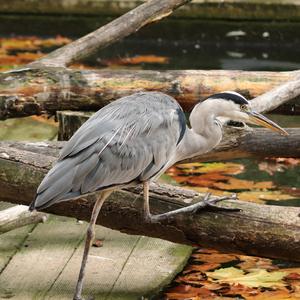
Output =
[
  {"x1": 207, "y1": 267, "x2": 287, "y2": 288},
  {"x1": 176, "y1": 162, "x2": 244, "y2": 175},
  {"x1": 235, "y1": 191, "x2": 296, "y2": 204}
]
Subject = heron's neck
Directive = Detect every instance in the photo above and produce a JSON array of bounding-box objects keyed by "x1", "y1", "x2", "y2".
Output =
[{"x1": 175, "y1": 100, "x2": 223, "y2": 161}]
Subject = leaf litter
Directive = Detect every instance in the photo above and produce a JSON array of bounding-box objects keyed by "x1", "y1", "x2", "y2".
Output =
[
  {"x1": 163, "y1": 160, "x2": 300, "y2": 299},
  {"x1": 165, "y1": 160, "x2": 298, "y2": 204},
  {"x1": 164, "y1": 248, "x2": 300, "y2": 300}
]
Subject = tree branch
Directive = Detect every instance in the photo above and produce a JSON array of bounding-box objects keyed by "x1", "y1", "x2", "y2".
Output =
[
  {"x1": 0, "y1": 205, "x2": 48, "y2": 234},
  {"x1": 29, "y1": 0, "x2": 191, "y2": 67},
  {"x1": 251, "y1": 72, "x2": 300, "y2": 112}
]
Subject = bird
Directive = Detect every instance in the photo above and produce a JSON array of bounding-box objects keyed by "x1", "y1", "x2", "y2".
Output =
[{"x1": 29, "y1": 91, "x2": 287, "y2": 300}]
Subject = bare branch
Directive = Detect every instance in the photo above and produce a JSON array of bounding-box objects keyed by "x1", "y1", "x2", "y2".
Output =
[
  {"x1": 0, "y1": 205, "x2": 47, "y2": 234},
  {"x1": 251, "y1": 72, "x2": 300, "y2": 113},
  {"x1": 29, "y1": 0, "x2": 191, "y2": 67}
]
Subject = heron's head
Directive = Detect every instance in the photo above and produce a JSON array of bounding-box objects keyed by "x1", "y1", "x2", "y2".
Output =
[{"x1": 206, "y1": 91, "x2": 288, "y2": 136}]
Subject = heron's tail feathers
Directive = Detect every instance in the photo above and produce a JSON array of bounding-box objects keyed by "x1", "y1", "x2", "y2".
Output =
[{"x1": 29, "y1": 159, "x2": 81, "y2": 211}]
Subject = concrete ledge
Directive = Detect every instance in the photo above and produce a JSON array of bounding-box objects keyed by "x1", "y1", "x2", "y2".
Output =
[{"x1": 0, "y1": 0, "x2": 300, "y2": 21}]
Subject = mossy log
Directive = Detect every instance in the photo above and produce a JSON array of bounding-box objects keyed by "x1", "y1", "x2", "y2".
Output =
[
  {"x1": 0, "y1": 141, "x2": 299, "y2": 261},
  {"x1": 1, "y1": 68, "x2": 299, "y2": 120}
]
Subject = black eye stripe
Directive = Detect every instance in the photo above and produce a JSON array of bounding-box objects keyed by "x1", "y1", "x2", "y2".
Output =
[{"x1": 208, "y1": 93, "x2": 249, "y2": 105}]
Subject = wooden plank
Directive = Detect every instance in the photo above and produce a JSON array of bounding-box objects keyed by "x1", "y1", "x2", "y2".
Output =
[
  {"x1": 105, "y1": 236, "x2": 192, "y2": 300},
  {"x1": 0, "y1": 202, "x2": 35, "y2": 275},
  {"x1": 0, "y1": 206, "x2": 192, "y2": 299},
  {"x1": 0, "y1": 224, "x2": 35, "y2": 275},
  {"x1": 45, "y1": 226, "x2": 141, "y2": 299},
  {"x1": 0, "y1": 215, "x2": 87, "y2": 299},
  {"x1": 45, "y1": 226, "x2": 191, "y2": 300}
]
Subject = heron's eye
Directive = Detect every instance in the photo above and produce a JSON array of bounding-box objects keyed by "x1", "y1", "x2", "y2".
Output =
[{"x1": 240, "y1": 104, "x2": 248, "y2": 111}]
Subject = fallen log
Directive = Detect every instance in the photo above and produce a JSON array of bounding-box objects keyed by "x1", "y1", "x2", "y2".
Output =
[
  {"x1": 0, "y1": 141, "x2": 299, "y2": 261},
  {"x1": 2, "y1": 127, "x2": 300, "y2": 164},
  {"x1": 56, "y1": 111, "x2": 300, "y2": 160},
  {"x1": 0, "y1": 68, "x2": 299, "y2": 119}
]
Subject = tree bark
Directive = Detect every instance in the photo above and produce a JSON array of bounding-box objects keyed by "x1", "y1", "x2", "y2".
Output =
[
  {"x1": 1, "y1": 68, "x2": 299, "y2": 120},
  {"x1": 0, "y1": 141, "x2": 299, "y2": 261},
  {"x1": 0, "y1": 205, "x2": 48, "y2": 234}
]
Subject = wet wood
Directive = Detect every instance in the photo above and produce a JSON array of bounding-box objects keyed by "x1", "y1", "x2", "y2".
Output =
[
  {"x1": 0, "y1": 215, "x2": 88, "y2": 299},
  {"x1": 0, "y1": 141, "x2": 299, "y2": 262},
  {"x1": 0, "y1": 205, "x2": 47, "y2": 234},
  {"x1": 57, "y1": 111, "x2": 93, "y2": 141},
  {"x1": 0, "y1": 68, "x2": 299, "y2": 120}
]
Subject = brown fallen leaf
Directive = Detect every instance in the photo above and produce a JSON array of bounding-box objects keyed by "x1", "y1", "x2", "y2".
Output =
[
  {"x1": 92, "y1": 239, "x2": 103, "y2": 247},
  {"x1": 100, "y1": 55, "x2": 169, "y2": 66},
  {"x1": 213, "y1": 177, "x2": 274, "y2": 191},
  {"x1": 192, "y1": 253, "x2": 238, "y2": 264},
  {"x1": 183, "y1": 263, "x2": 220, "y2": 273},
  {"x1": 237, "y1": 255, "x2": 277, "y2": 271},
  {"x1": 165, "y1": 285, "x2": 215, "y2": 299}
]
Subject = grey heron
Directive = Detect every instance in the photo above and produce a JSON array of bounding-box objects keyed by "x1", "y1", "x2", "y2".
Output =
[{"x1": 29, "y1": 91, "x2": 287, "y2": 300}]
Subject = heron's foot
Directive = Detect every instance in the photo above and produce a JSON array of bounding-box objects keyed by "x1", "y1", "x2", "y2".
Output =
[
  {"x1": 143, "y1": 193, "x2": 240, "y2": 223},
  {"x1": 202, "y1": 193, "x2": 241, "y2": 212}
]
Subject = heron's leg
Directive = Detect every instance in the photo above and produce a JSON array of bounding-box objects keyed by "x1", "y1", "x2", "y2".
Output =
[
  {"x1": 73, "y1": 190, "x2": 112, "y2": 300},
  {"x1": 143, "y1": 181, "x2": 152, "y2": 222},
  {"x1": 144, "y1": 192, "x2": 240, "y2": 223}
]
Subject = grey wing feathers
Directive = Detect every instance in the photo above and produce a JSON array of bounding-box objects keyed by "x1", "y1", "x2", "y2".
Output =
[{"x1": 31, "y1": 92, "x2": 186, "y2": 210}]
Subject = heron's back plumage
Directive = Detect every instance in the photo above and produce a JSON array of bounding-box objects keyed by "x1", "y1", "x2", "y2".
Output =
[{"x1": 31, "y1": 92, "x2": 186, "y2": 210}]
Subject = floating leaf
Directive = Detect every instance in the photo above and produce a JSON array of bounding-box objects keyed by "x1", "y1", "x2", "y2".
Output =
[
  {"x1": 192, "y1": 253, "x2": 238, "y2": 264},
  {"x1": 236, "y1": 190, "x2": 296, "y2": 204},
  {"x1": 207, "y1": 267, "x2": 287, "y2": 288},
  {"x1": 183, "y1": 262, "x2": 220, "y2": 273},
  {"x1": 0, "y1": 36, "x2": 71, "y2": 51},
  {"x1": 100, "y1": 55, "x2": 169, "y2": 66},
  {"x1": 165, "y1": 285, "x2": 215, "y2": 299},
  {"x1": 237, "y1": 255, "x2": 277, "y2": 271},
  {"x1": 176, "y1": 162, "x2": 244, "y2": 175},
  {"x1": 213, "y1": 177, "x2": 274, "y2": 191}
]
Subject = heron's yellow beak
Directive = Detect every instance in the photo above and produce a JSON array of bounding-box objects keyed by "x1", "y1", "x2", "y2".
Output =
[{"x1": 247, "y1": 111, "x2": 289, "y2": 136}]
